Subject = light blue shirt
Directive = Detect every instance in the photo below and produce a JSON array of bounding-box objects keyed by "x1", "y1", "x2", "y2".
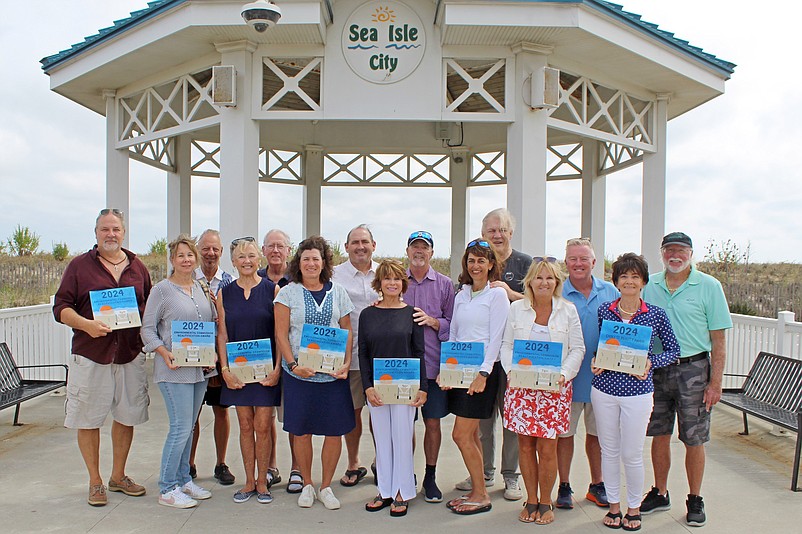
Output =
[{"x1": 562, "y1": 276, "x2": 619, "y2": 403}]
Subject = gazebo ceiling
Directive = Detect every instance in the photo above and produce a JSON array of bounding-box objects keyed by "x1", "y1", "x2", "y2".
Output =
[{"x1": 42, "y1": 0, "x2": 733, "y2": 120}]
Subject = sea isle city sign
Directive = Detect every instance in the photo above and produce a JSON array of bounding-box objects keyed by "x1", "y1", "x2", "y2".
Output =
[{"x1": 342, "y1": 1, "x2": 426, "y2": 84}]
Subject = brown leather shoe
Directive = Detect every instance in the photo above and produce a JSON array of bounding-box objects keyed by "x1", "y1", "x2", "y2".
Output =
[
  {"x1": 88, "y1": 484, "x2": 107, "y2": 506},
  {"x1": 108, "y1": 476, "x2": 146, "y2": 496}
]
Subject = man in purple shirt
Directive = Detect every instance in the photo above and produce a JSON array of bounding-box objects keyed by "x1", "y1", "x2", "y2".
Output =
[
  {"x1": 403, "y1": 231, "x2": 454, "y2": 503},
  {"x1": 53, "y1": 209, "x2": 152, "y2": 507}
]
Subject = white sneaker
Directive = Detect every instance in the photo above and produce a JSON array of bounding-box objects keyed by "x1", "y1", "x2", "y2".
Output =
[
  {"x1": 317, "y1": 486, "x2": 341, "y2": 510},
  {"x1": 503, "y1": 475, "x2": 523, "y2": 501},
  {"x1": 298, "y1": 484, "x2": 316, "y2": 508},
  {"x1": 455, "y1": 475, "x2": 494, "y2": 491},
  {"x1": 181, "y1": 481, "x2": 212, "y2": 500},
  {"x1": 159, "y1": 487, "x2": 198, "y2": 509}
]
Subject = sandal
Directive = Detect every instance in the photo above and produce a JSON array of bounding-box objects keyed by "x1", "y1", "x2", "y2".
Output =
[
  {"x1": 452, "y1": 501, "x2": 492, "y2": 515},
  {"x1": 604, "y1": 511, "x2": 623, "y2": 529},
  {"x1": 365, "y1": 495, "x2": 393, "y2": 512},
  {"x1": 287, "y1": 470, "x2": 304, "y2": 494},
  {"x1": 535, "y1": 503, "x2": 555, "y2": 525},
  {"x1": 622, "y1": 513, "x2": 642, "y2": 531},
  {"x1": 267, "y1": 468, "x2": 281, "y2": 488},
  {"x1": 446, "y1": 495, "x2": 468, "y2": 510},
  {"x1": 519, "y1": 502, "x2": 539, "y2": 523},
  {"x1": 390, "y1": 499, "x2": 409, "y2": 517},
  {"x1": 340, "y1": 466, "x2": 368, "y2": 487}
]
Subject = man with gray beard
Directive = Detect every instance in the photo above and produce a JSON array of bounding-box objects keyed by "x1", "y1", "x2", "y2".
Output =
[{"x1": 640, "y1": 232, "x2": 732, "y2": 527}]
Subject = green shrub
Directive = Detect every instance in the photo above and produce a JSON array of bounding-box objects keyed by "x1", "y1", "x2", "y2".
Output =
[
  {"x1": 52, "y1": 242, "x2": 69, "y2": 261},
  {"x1": 7, "y1": 225, "x2": 40, "y2": 256},
  {"x1": 148, "y1": 238, "x2": 168, "y2": 256},
  {"x1": 729, "y1": 301, "x2": 757, "y2": 316}
]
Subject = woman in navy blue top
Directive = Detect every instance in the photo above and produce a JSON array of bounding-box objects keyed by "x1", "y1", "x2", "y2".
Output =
[
  {"x1": 591, "y1": 253, "x2": 679, "y2": 531},
  {"x1": 217, "y1": 238, "x2": 281, "y2": 505}
]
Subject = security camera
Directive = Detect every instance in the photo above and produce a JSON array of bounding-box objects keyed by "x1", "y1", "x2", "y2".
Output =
[{"x1": 241, "y1": 1, "x2": 282, "y2": 32}]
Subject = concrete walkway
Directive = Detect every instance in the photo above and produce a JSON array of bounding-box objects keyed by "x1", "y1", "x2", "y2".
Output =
[{"x1": 2, "y1": 360, "x2": 800, "y2": 533}]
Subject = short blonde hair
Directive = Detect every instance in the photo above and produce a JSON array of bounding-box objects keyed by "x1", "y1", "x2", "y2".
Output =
[
  {"x1": 168, "y1": 234, "x2": 199, "y2": 266},
  {"x1": 522, "y1": 259, "x2": 566, "y2": 304},
  {"x1": 231, "y1": 239, "x2": 261, "y2": 260}
]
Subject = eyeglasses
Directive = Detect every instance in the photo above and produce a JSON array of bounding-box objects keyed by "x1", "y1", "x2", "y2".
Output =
[
  {"x1": 231, "y1": 236, "x2": 256, "y2": 247},
  {"x1": 533, "y1": 256, "x2": 558, "y2": 264},
  {"x1": 99, "y1": 208, "x2": 124, "y2": 217},
  {"x1": 467, "y1": 239, "x2": 491, "y2": 249},
  {"x1": 264, "y1": 243, "x2": 286, "y2": 251},
  {"x1": 409, "y1": 231, "x2": 433, "y2": 241}
]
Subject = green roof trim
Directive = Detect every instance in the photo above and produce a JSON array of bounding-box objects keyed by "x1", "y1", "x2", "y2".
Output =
[{"x1": 41, "y1": 0, "x2": 735, "y2": 75}]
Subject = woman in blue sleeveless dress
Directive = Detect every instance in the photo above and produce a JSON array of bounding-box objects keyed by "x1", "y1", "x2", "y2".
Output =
[{"x1": 218, "y1": 238, "x2": 281, "y2": 504}]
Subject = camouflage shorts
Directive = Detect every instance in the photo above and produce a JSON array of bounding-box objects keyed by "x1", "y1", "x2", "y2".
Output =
[{"x1": 647, "y1": 357, "x2": 710, "y2": 446}]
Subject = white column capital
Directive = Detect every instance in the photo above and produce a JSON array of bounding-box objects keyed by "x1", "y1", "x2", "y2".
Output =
[
  {"x1": 655, "y1": 92, "x2": 672, "y2": 102},
  {"x1": 215, "y1": 40, "x2": 258, "y2": 54},
  {"x1": 304, "y1": 144, "x2": 324, "y2": 155},
  {"x1": 102, "y1": 89, "x2": 117, "y2": 100},
  {"x1": 511, "y1": 42, "x2": 554, "y2": 56}
]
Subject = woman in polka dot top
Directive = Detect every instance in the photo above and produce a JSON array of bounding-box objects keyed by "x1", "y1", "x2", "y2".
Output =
[{"x1": 590, "y1": 253, "x2": 679, "y2": 531}]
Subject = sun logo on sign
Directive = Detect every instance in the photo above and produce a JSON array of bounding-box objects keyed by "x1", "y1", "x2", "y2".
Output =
[{"x1": 372, "y1": 5, "x2": 395, "y2": 23}]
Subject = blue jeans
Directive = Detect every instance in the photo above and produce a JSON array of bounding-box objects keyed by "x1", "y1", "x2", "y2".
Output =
[{"x1": 157, "y1": 380, "x2": 207, "y2": 493}]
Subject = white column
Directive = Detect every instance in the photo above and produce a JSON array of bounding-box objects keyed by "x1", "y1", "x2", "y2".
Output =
[
  {"x1": 103, "y1": 89, "x2": 131, "y2": 247},
  {"x1": 167, "y1": 135, "x2": 192, "y2": 239},
  {"x1": 450, "y1": 148, "x2": 470, "y2": 280},
  {"x1": 507, "y1": 43, "x2": 551, "y2": 255},
  {"x1": 641, "y1": 94, "x2": 670, "y2": 270},
  {"x1": 216, "y1": 41, "x2": 260, "y2": 260},
  {"x1": 581, "y1": 139, "x2": 606, "y2": 278},
  {"x1": 303, "y1": 145, "x2": 323, "y2": 238}
]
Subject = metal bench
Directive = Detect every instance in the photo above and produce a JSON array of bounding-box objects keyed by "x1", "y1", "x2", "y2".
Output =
[
  {"x1": 0, "y1": 342, "x2": 68, "y2": 426},
  {"x1": 721, "y1": 351, "x2": 802, "y2": 491}
]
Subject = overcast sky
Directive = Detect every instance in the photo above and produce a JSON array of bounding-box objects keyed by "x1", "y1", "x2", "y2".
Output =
[{"x1": 1, "y1": 1, "x2": 799, "y2": 262}]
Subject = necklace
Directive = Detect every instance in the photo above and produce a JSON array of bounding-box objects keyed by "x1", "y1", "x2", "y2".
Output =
[
  {"x1": 617, "y1": 301, "x2": 639, "y2": 315},
  {"x1": 99, "y1": 253, "x2": 127, "y2": 272}
]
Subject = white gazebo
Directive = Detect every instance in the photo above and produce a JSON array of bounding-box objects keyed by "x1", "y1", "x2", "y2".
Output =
[{"x1": 42, "y1": 0, "x2": 734, "y2": 275}]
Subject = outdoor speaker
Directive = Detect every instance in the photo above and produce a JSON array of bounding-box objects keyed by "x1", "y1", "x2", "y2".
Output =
[
  {"x1": 530, "y1": 66, "x2": 560, "y2": 109},
  {"x1": 212, "y1": 65, "x2": 237, "y2": 106}
]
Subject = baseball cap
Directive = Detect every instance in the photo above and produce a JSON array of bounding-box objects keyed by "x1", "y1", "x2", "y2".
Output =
[
  {"x1": 408, "y1": 230, "x2": 434, "y2": 248},
  {"x1": 661, "y1": 232, "x2": 692, "y2": 248}
]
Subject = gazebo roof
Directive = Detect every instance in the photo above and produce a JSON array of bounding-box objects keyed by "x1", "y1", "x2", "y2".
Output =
[{"x1": 40, "y1": 1, "x2": 734, "y2": 74}]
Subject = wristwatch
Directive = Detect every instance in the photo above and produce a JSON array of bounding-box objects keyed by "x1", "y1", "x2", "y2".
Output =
[
  {"x1": 479, "y1": 370, "x2": 490, "y2": 378},
  {"x1": 288, "y1": 361, "x2": 299, "y2": 372}
]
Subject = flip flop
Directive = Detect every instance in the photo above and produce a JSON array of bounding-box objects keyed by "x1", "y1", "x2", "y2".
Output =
[
  {"x1": 535, "y1": 503, "x2": 554, "y2": 525},
  {"x1": 390, "y1": 499, "x2": 409, "y2": 517},
  {"x1": 287, "y1": 470, "x2": 304, "y2": 494},
  {"x1": 340, "y1": 466, "x2": 368, "y2": 487},
  {"x1": 604, "y1": 511, "x2": 623, "y2": 529},
  {"x1": 446, "y1": 495, "x2": 468, "y2": 510},
  {"x1": 452, "y1": 501, "x2": 492, "y2": 515},
  {"x1": 622, "y1": 513, "x2": 642, "y2": 531},
  {"x1": 519, "y1": 502, "x2": 539, "y2": 523},
  {"x1": 365, "y1": 495, "x2": 393, "y2": 512}
]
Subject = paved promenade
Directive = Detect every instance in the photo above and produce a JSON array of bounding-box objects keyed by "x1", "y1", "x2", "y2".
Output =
[{"x1": 2, "y1": 359, "x2": 800, "y2": 533}]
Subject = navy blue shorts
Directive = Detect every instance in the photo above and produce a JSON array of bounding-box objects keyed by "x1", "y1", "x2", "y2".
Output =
[{"x1": 421, "y1": 378, "x2": 448, "y2": 419}]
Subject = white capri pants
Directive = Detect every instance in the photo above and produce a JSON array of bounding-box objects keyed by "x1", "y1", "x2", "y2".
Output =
[
  {"x1": 367, "y1": 403, "x2": 417, "y2": 501},
  {"x1": 591, "y1": 387, "x2": 653, "y2": 509}
]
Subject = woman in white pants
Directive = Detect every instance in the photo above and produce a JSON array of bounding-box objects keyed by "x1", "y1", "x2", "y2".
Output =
[
  {"x1": 591, "y1": 253, "x2": 679, "y2": 531},
  {"x1": 359, "y1": 260, "x2": 427, "y2": 517}
]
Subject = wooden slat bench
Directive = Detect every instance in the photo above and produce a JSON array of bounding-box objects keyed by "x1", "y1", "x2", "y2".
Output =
[
  {"x1": 721, "y1": 351, "x2": 802, "y2": 491},
  {"x1": 0, "y1": 342, "x2": 68, "y2": 426}
]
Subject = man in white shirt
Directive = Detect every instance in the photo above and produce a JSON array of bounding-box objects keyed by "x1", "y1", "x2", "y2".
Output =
[
  {"x1": 332, "y1": 224, "x2": 379, "y2": 487},
  {"x1": 189, "y1": 229, "x2": 235, "y2": 485}
]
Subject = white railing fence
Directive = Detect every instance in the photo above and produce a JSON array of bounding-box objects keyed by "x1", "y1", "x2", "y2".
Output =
[
  {"x1": 1, "y1": 300, "x2": 800, "y2": 388},
  {"x1": 0, "y1": 299, "x2": 71, "y2": 381}
]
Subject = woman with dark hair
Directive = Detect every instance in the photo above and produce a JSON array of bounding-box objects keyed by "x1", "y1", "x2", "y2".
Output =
[
  {"x1": 141, "y1": 234, "x2": 215, "y2": 509},
  {"x1": 445, "y1": 239, "x2": 510, "y2": 516},
  {"x1": 359, "y1": 259, "x2": 426, "y2": 517},
  {"x1": 592, "y1": 253, "x2": 679, "y2": 531},
  {"x1": 500, "y1": 257, "x2": 585, "y2": 525},
  {"x1": 274, "y1": 236, "x2": 355, "y2": 510},
  {"x1": 217, "y1": 237, "x2": 281, "y2": 504}
]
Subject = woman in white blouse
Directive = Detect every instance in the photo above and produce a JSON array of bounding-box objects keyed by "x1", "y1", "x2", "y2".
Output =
[
  {"x1": 500, "y1": 258, "x2": 584, "y2": 525},
  {"x1": 444, "y1": 239, "x2": 510, "y2": 516}
]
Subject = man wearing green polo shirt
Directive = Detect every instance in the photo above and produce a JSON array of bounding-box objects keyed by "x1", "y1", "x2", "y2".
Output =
[{"x1": 640, "y1": 232, "x2": 732, "y2": 528}]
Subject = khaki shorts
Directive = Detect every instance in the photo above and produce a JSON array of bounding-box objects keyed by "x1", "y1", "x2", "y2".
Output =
[
  {"x1": 559, "y1": 401, "x2": 598, "y2": 438},
  {"x1": 349, "y1": 370, "x2": 366, "y2": 409},
  {"x1": 64, "y1": 354, "x2": 149, "y2": 429}
]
